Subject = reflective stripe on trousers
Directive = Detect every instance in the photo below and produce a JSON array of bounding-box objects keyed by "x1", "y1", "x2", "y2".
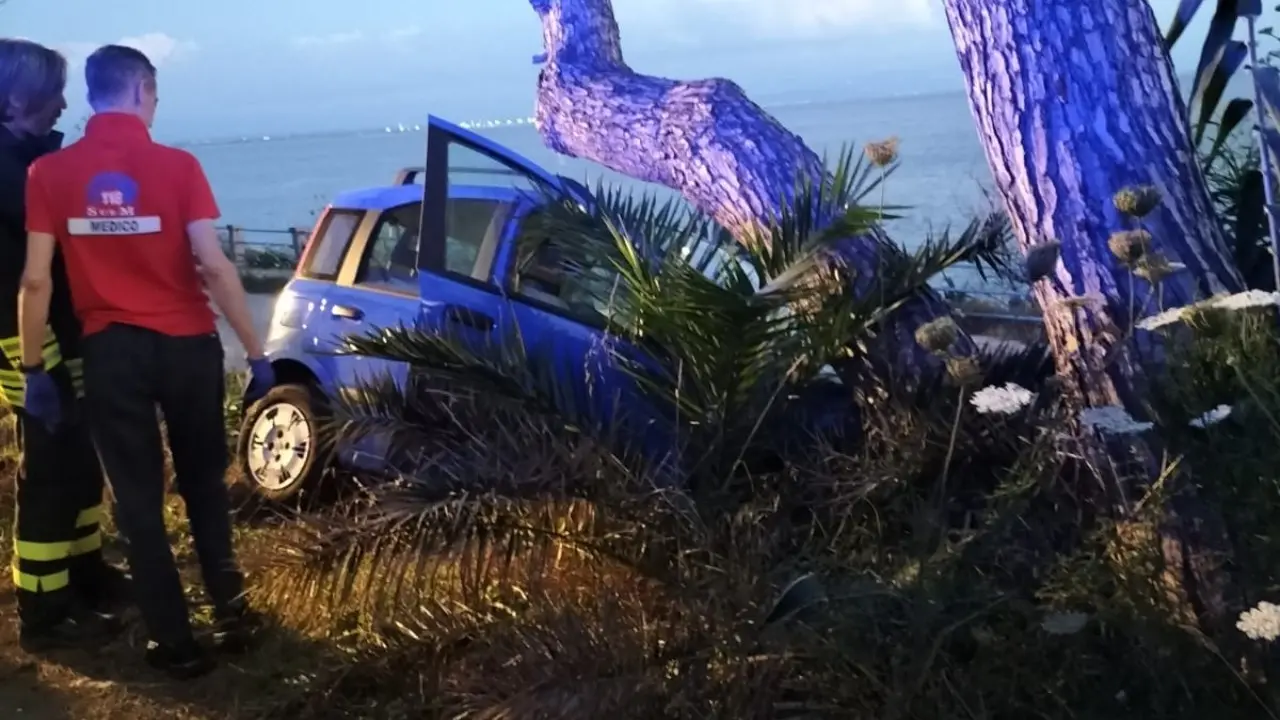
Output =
[
  {"x1": 0, "y1": 328, "x2": 85, "y2": 407},
  {"x1": 12, "y1": 504, "x2": 105, "y2": 592}
]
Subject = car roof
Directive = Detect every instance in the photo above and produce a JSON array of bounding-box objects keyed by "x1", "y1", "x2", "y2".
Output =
[{"x1": 330, "y1": 183, "x2": 530, "y2": 212}]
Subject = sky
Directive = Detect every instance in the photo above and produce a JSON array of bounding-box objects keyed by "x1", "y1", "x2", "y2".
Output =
[{"x1": 0, "y1": 0, "x2": 1250, "y2": 141}]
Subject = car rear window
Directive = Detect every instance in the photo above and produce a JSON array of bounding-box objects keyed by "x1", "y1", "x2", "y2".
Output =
[{"x1": 300, "y1": 210, "x2": 362, "y2": 280}]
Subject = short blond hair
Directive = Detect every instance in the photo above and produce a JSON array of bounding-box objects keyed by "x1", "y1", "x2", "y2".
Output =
[
  {"x1": 0, "y1": 38, "x2": 67, "y2": 124},
  {"x1": 86, "y1": 44, "x2": 155, "y2": 107}
]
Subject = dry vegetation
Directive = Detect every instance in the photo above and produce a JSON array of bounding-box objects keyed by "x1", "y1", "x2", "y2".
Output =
[
  {"x1": 0, "y1": 398, "x2": 344, "y2": 719},
  {"x1": 3, "y1": 153, "x2": 1280, "y2": 718},
  {"x1": 4, "y1": 302, "x2": 1279, "y2": 719}
]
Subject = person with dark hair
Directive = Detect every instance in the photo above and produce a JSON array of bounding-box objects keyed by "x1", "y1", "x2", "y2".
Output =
[
  {"x1": 17, "y1": 43, "x2": 275, "y2": 679},
  {"x1": 0, "y1": 37, "x2": 127, "y2": 652}
]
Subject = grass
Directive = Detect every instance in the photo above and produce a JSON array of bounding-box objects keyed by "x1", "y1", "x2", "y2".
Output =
[{"x1": 0, "y1": 392, "x2": 352, "y2": 719}]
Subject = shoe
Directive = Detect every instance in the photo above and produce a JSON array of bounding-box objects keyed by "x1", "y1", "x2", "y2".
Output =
[
  {"x1": 75, "y1": 562, "x2": 132, "y2": 614},
  {"x1": 211, "y1": 606, "x2": 264, "y2": 655},
  {"x1": 145, "y1": 639, "x2": 216, "y2": 680},
  {"x1": 18, "y1": 609, "x2": 122, "y2": 654}
]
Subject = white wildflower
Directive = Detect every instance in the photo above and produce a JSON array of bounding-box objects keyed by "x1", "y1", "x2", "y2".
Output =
[
  {"x1": 1080, "y1": 405, "x2": 1154, "y2": 435},
  {"x1": 1205, "y1": 290, "x2": 1280, "y2": 313},
  {"x1": 1041, "y1": 611, "x2": 1089, "y2": 635},
  {"x1": 969, "y1": 382, "x2": 1036, "y2": 415},
  {"x1": 1189, "y1": 404, "x2": 1232, "y2": 429},
  {"x1": 1135, "y1": 306, "x2": 1185, "y2": 331},
  {"x1": 1237, "y1": 601, "x2": 1280, "y2": 641}
]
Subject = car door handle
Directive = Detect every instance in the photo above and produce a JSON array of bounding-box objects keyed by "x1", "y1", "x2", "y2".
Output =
[
  {"x1": 443, "y1": 305, "x2": 495, "y2": 331},
  {"x1": 331, "y1": 304, "x2": 364, "y2": 320}
]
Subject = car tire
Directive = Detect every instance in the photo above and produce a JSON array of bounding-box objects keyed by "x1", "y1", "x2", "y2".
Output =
[{"x1": 237, "y1": 383, "x2": 328, "y2": 504}]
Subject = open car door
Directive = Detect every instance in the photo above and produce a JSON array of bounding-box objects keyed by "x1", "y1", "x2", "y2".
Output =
[{"x1": 414, "y1": 117, "x2": 675, "y2": 472}]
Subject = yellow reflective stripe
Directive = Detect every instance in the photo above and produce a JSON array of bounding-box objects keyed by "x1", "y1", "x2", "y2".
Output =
[
  {"x1": 77, "y1": 505, "x2": 103, "y2": 528},
  {"x1": 69, "y1": 532, "x2": 102, "y2": 556},
  {"x1": 0, "y1": 327, "x2": 73, "y2": 404},
  {"x1": 0, "y1": 327, "x2": 62, "y2": 363},
  {"x1": 65, "y1": 357, "x2": 84, "y2": 396},
  {"x1": 11, "y1": 565, "x2": 69, "y2": 592},
  {"x1": 41, "y1": 344, "x2": 62, "y2": 368},
  {"x1": 15, "y1": 539, "x2": 71, "y2": 562},
  {"x1": 1, "y1": 367, "x2": 24, "y2": 408}
]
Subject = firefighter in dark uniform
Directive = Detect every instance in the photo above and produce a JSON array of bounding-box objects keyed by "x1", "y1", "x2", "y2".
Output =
[
  {"x1": 18, "y1": 44, "x2": 275, "y2": 679},
  {"x1": 0, "y1": 38, "x2": 127, "y2": 651}
]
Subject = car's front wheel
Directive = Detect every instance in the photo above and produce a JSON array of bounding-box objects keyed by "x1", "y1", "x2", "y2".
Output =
[{"x1": 237, "y1": 383, "x2": 327, "y2": 503}]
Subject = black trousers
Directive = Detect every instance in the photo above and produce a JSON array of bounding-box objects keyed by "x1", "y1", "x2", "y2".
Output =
[
  {"x1": 81, "y1": 323, "x2": 243, "y2": 647},
  {"x1": 2, "y1": 330, "x2": 109, "y2": 628}
]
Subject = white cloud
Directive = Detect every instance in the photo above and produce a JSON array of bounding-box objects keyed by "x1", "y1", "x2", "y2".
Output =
[
  {"x1": 57, "y1": 32, "x2": 196, "y2": 68},
  {"x1": 291, "y1": 31, "x2": 365, "y2": 48},
  {"x1": 118, "y1": 33, "x2": 196, "y2": 66},
  {"x1": 751, "y1": 0, "x2": 934, "y2": 32},
  {"x1": 290, "y1": 27, "x2": 426, "y2": 51},
  {"x1": 388, "y1": 26, "x2": 423, "y2": 41},
  {"x1": 623, "y1": 0, "x2": 934, "y2": 37}
]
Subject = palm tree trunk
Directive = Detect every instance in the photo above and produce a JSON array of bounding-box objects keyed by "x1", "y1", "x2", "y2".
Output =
[
  {"x1": 941, "y1": 0, "x2": 1244, "y2": 405},
  {"x1": 525, "y1": 0, "x2": 967, "y2": 375}
]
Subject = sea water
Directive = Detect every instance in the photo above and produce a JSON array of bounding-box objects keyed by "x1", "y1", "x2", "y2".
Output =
[{"x1": 189, "y1": 89, "x2": 995, "y2": 247}]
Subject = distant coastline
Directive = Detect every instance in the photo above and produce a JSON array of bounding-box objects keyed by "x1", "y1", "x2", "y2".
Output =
[
  {"x1": 172, "y1": 71, "x2": 1215, "y2": 150},
  {"x1": 170, "y1": 86, "x2": 992, "y2": 149}
]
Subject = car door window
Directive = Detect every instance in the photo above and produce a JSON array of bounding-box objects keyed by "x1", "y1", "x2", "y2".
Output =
[
  {"x1": 418, "y1": 140, "x2": 529, "y2": 283},
  {"x1": 299, "y1": 210, "x2": 362, "y2": 280},
  {"x1": 446, "y1": 198, "x2": 511, "y2": 278},
  {"x1": 511, "y1": 208, "x2": 621, "y2": 324},
  {"x1": 355, "y1": 203, "x2": 420, "y2": 294}
]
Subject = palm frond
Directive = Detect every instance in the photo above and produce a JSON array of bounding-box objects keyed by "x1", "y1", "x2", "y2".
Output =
[
  {"x1": 740, "y1": 144, "x2": 900, "y2": 278},
  {"x1": 1200, "y1": 137, "x2": 1275, "y2": 291},
  {"x1": 337, "y1": 323, "x2": 605, "y2": 437},
  {"x1": 254, "y1": 491, "x2": 632, "y2": 630},
  {"x1": 339, "y1": 147, "x2": 1009, "y2": 488}
]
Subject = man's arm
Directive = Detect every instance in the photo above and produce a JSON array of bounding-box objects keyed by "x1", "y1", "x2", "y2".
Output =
[
  {"x1": 19, "y1": 162, "x2": 57, "y2": 368},
  {"x1": 181, "y1": 153, "x2": 265, "y2": 359},
  {"x1": 18, "y1": 230, "x2": 55, "y2": 367},
  {"x1": 188, "y1": 219, "x2": 264, "y2": 359}
]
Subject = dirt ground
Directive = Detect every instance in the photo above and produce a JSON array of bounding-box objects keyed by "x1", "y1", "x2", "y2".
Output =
[
  {"x1": 0, "y1": 405, "x2": 344, "y2": 720},
  {"x1": 0, "y1": 483, "x2": 352, "y2": 719}
]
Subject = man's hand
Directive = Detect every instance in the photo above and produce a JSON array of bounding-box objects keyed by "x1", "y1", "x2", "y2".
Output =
[
  {"x1": 22, "y1": 368, "x2": 62, "y2": 433},
  {"x1": 244, "y1": 357, "x2": 276, "y2": 407}
]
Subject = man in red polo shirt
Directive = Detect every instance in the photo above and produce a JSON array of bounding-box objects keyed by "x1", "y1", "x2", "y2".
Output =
[{"x1": 17, "y1": 44, "x2": 275, "y2": 679}]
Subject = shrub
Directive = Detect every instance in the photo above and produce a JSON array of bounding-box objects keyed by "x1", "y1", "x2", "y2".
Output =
[{"x1": 234, "y1": 151, "x2": 1280, "y2": 716}]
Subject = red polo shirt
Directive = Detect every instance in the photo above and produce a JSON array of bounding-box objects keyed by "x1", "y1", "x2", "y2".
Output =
[{"x1": 25, "y1": 112, "x2": 219, "y2": 337}]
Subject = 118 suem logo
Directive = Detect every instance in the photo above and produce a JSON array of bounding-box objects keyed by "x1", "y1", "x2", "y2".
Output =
[{"x1": 85, "y1": 191, "x2": 136, "y2": 218}]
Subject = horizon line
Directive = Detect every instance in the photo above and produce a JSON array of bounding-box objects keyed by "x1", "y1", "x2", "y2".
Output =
[{"x1": 169, "y1": 69, "x2": 1207, "y2": 149}]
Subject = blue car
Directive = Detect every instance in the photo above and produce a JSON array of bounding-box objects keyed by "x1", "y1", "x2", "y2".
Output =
[{"x1": 238, "y1": 116, "x2": 646, "y2": 500}]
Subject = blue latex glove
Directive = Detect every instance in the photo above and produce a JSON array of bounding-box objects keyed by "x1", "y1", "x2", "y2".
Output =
[
  {"x1": 23, "y1": 370, "x2": 62, "y2": 433},
  {"x1": 243, "y1": 357, "x2": 276, "y2": 407}
]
